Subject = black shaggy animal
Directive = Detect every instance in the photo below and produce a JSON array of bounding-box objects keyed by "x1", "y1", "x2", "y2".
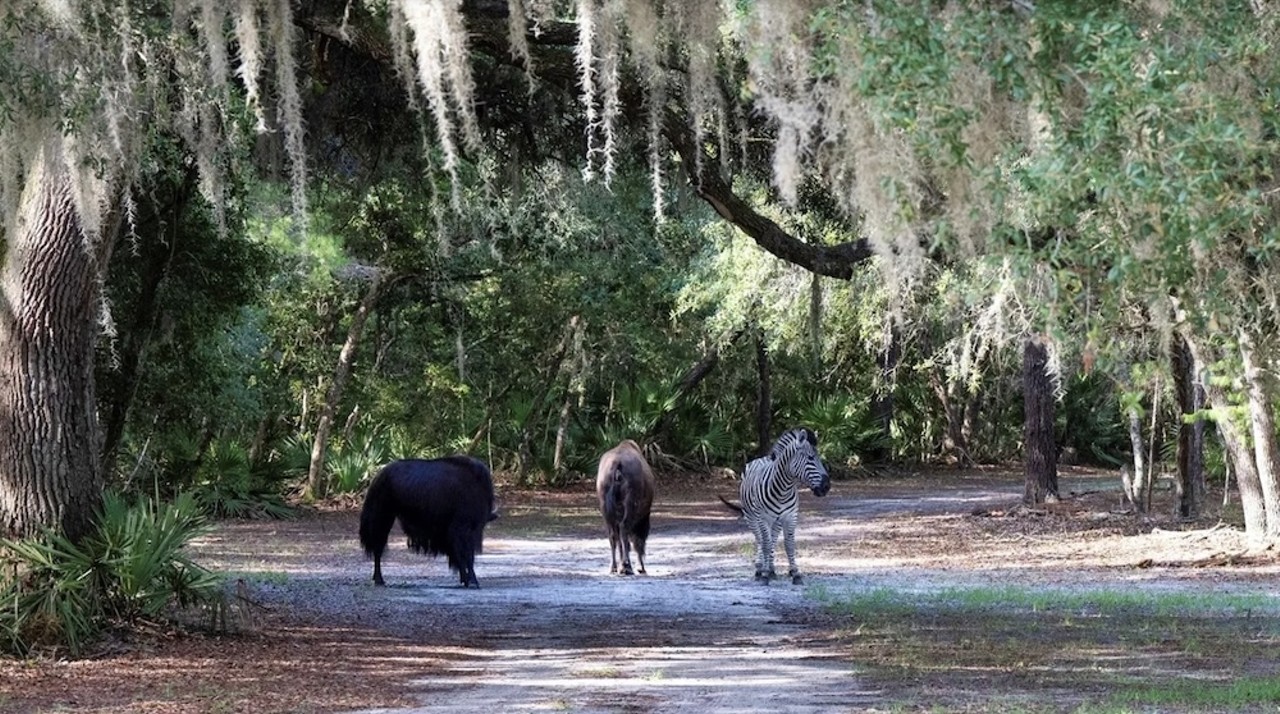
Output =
[
  {"x1": 359, "y1": 456, "x2": 498, "y2": 587},
  {"x1": 596, "y1": 440, "x2": 657, "y2": 575}
]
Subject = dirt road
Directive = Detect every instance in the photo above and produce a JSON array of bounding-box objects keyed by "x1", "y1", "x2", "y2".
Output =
[
  {"x1": 189, "y1": 471, "x2": 1280, "y2": 713},
  {"x1": 232, "y1": 474, "x2": 1008, "y2": 712}
]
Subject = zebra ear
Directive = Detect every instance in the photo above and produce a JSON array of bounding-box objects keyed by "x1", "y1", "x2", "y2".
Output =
[{"x1": 804, "y1": 427, "x2": 817, "y2": 445}]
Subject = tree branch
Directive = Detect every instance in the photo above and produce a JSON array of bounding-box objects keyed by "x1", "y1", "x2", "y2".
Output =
[{"x1": 663, "y1": 113, "x2": 873, "y2": 280}]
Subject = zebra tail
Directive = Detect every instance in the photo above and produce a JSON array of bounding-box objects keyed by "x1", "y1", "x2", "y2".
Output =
[{"x1": 717, "y1": 494, "x2": 745, "y2": 516}]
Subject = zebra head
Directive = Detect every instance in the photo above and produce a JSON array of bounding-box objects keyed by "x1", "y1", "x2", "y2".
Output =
[{"x1": 773, "y1": 427, "x2": 830, "y2": 497}]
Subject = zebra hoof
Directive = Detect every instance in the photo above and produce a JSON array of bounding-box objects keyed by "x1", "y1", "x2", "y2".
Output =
[{"x1": 791, "y1": 574, "x2": 804, "y2": 585}]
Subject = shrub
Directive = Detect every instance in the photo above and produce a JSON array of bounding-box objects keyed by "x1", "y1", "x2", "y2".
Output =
[{"x1": 0, "y1": 492, "x2": 222, "y2": 657}]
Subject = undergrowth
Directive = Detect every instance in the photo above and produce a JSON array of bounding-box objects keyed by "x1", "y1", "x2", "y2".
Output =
[{"x1": 0, "y1": 492, "x2": 223, "y2": 657}]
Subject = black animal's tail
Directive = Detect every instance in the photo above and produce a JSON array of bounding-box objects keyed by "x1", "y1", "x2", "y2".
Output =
[
  {"x1": 359, "y1": 468, "x2": 397, "y2": 557},
  {"x1": 717, "y1": 494, "x2": 745, "y2": 516}
]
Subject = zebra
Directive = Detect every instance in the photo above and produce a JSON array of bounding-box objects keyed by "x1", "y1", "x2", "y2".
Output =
[{"x1": 719, "y1": 427, "x2": 830, "y2": 585}]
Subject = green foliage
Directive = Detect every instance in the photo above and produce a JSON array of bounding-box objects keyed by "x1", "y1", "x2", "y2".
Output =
[
  {"x1": 326, "y1": 423, "x2": 393, "y2": 494},
  {"x1": 1057, "y1": 372, "x2": 1128, "y2": 467},
  {"x1": 0, "y1": 493, "x2": 221, "y2": 657},
  {"x1": 785, "y1": 392, "x2": 887, "y2": 468}
]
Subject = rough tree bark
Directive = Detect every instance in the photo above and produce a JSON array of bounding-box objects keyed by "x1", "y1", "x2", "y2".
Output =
[
  {"x1": 0, "y1": 141, "x2": 110, "y2": 541},
  {"x1": 1172, "y1": 336, "x2": 1205, "y2": 518},
  {"x1": 1022, "y1": 335, "x2": 1059, "y2": 505},
  {"x1": 305, "y1": 270, "x2": 387, "y2": 500}
]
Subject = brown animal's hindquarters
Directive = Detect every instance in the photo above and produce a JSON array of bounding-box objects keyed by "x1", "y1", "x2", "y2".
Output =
[{"x1": 596, "y1": 440, "x2": 657, "y2": 576}]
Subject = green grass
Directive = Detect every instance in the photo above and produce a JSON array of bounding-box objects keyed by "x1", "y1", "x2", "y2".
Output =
[
  {"x1": 1117, "y1": 675, "x2": 1280, "y2": 708},
  {"x1": 816, "y1": 584, "x2": 1277, "y2": 618},
  {"x1": 808, "y1": 584, "x2": 1280, "y2": 712}
]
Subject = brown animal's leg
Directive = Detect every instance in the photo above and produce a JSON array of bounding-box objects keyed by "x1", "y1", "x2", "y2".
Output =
[
  {"x1": 621, "y1": 533, "x2": 634, "y2": 576},
  {"x1": 634, "y1": 515, "x2": 650, "y2": 575},
  {"x1": 608, "y1": 529, "x2": 620, "y2": 574}
]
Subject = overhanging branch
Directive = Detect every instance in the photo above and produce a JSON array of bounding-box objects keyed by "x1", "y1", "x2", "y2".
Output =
[{"x1": 663, "y1": 113, "x2": 873, "y2": 280}]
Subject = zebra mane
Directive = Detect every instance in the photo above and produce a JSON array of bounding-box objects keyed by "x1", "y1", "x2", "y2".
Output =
[{"x1": 768, "y1": 427, "x2": 817, "y2": 460}]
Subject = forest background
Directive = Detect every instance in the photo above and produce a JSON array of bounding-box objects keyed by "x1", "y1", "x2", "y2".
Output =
[{"x1": 3, "y1": 0, "x2": 1280, "y2": 654}]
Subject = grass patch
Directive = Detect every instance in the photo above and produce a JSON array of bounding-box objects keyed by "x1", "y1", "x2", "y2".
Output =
[
  {"x1": 817, "y1": 585, "x2": 1277, "y2": 618},
  {"x1": 1117, "y1": 675, "x2": 1280, "y2": 708},
  {"x1": 811, "y1": 585, "x2": 1280, "y2": 711}
]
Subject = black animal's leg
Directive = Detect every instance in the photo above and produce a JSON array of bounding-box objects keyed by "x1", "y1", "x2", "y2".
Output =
[{"x1": 372, "y1": 553, "x2": 385, "y2": 587}]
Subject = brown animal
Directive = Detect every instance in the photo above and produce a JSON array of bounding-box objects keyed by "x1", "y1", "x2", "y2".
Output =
[{"x1": 595, "y1": 439, "x2": 657, "y2": 575}]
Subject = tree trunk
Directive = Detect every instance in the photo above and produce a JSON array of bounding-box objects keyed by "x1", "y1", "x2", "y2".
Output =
[
  {"x1": 552, "y1": 387, "x2": 573, "y2": 473},
  {"x1": 1240, "y1": 331, "x2": 1280, "y2": 538},
  {"x1": 868, "y1": 324, "x2": 900, "y2": 462},
  {"x1": 305, "y1": 271, "x2": 386, "y2": 500},
  {"x1": 0, "y1": 142, "x2": 108, "y2": 541},
  {"x1": 517, "y1": 315, "x2": 579, "y2": 483},
  {"x1": 929, "y1": 367, "x2": 973, "y2": 467},
  {"x1": 754, "y1": 330, "x2": 772, "y2": 458},
  {"x1": 1022, "y1": 335, "x2": 1059, "y2": 505},
  {"x1": 1172, "y1": 336, "x2": 1205, "y2": 518},
  {"x1": 1125, "y1": 407, "x2": 1147, "y2": 511},
  {"x1": 1184, "y1": 332, "x2": 1268, "y2": 540}
]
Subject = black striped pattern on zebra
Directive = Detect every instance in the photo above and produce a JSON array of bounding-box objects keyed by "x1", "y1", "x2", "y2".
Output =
[{"x1": 736, "y1": 427, "x2": 830, "y2": 584}]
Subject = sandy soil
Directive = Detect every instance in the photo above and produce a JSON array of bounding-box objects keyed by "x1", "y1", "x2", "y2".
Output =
[{"x1": 3, "y1": 467, "x2": 1278, "y2": 713}]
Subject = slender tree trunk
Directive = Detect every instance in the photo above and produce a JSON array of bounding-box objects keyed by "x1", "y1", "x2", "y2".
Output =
[
  {"x1": 754, "y1": 330, "x2": 772, "y2": 458},
  {"x1": 1172, "y1": 337, "x2": 1205, "y2": 518},
  {"x1": 0, "y1": 141, "x2": 109, "y2": 540},
  {"x1": 1184, "y1": 332, "x2": 1268, "y2": 540},
  {"x1": 1240, "y1": 331, "x2": 1280, "y2": 538},
  {"x1": 808, "y1": 272, "x2": 822, "y2": 374},
  {"x1": 517, "y1": 315, "x2": 579, "y2": 482},
  {"x1": 1125, "y1": 407, "x2": 1147, "y2": 511},
  {"x1": 553, "y1": 388, "x2": 573, "y2": 473},
  {"x1": 1022, "y1": 335, "x2": 1059, "y2": 505},
  {"x1": 868, "y1": 324, "x2": 900, "y2": 462},
  {"x1": 306, "y1": 271, "x2": 386, "y2": 500}
]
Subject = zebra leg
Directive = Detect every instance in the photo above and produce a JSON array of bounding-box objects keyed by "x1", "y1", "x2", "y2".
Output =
[
  {"x1": 751, "y1": 518, "x2": 771, "y2": 583},
  {"x1": 767, "y1": 522, "x2": 783, "y2": 581},
  {"x1": 782, "y1": 516, "x2": 803, "y2": 585}
]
